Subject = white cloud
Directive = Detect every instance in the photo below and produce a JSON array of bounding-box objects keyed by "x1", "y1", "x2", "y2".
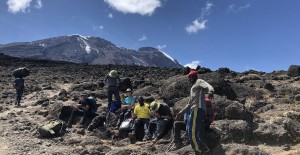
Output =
[
  {"x1": 157, "y1": 44, "x2": 166, "y2": 50},
  {"x1": 239, "y1": 3, "x2": 251, "y2": 11},
  {"x1": 104, "y1": 0, "x2": 161, "y2": 16},
  {"x1": 7, "y1": 0, "x2": 42, "y2": 13},
  {"x1": 93, "y1": 25, "x2": 104, "y2": 30},
  {"x1": 138, "y1": 35, "x2": 147, "y2": 41},
  {"x1": 227, "y1": 3, "x2": 251, "y2": 13},
  {"x1": 185, "y1": 2, "x2": 213, "y2": 34},
  {"x1": 35, "y1": 0, "x2": 42, "y2": 9},
  {"x1": 184, "y1": 61, "x2": 201, "y2": 69},
  {"x1": 200, "y1": 2, "x2": 213, "y2": 19},
  {"x1": 108, "y1": 13, "x2": 113, "y2": 18},
  {"x1": 185, "y1": 19, "x2": 207, "y2": 33},
  {"x1": 7, "y1": 0, "x2": 32, "y2": 13}
]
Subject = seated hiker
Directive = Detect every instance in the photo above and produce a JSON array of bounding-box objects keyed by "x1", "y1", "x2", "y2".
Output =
[
  {"x1": 13, "y1": 77, "x2": 25, "y2": 107},
  {"x1": 132, "y1": 96, "x2": 151, "y2": 141},
  {"x1": 67, "y1": 94, "x2": 97, "y2": 128},
  {"x1": 150, "y1": 100, "x2": 174, "y2": 144},
  {"x1": 116, "y1": 88, "x2": 135, "y2": 127}
]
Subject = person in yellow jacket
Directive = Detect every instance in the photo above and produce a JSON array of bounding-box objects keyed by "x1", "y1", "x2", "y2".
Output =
[{"x1": 132, "y1": 96, "x2": 151, "y2": 141}]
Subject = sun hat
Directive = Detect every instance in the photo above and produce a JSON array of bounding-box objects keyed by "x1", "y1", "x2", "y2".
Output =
[
  {"x1": 150, "y1": 101, "x2": 161, "y2": 112},
  {"x1": 109, "y1": 70, "x2": 118, "y2": 78}
]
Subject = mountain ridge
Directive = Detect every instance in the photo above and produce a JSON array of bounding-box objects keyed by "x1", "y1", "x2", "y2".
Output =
[{"x1": 0, "y1": 35, "x2": 182, "y2": 68}]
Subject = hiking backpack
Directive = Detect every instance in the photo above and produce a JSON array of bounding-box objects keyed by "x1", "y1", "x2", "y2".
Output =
[
  {"x1": 205, "y1": 97, "x2": 215, "y2": 123},
  {"x1": 87, "y1": 96, "x2": 98, "y2": 112},
  {"x1": 37, "y1": 120, "x2": 66, "y2": 138},
  {"x1": 12, "y1": 67, "x2": 30, "y2": 78}
]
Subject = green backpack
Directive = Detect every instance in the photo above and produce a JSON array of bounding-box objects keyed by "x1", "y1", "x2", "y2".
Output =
[{"x1": 37, "y1": 120, "x2": 66, "y2": 138}]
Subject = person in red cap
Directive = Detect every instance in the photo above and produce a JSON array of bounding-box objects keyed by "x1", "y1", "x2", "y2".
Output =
[{"x1": 175, "y1": 70, "x2": 214, "y2": 155}]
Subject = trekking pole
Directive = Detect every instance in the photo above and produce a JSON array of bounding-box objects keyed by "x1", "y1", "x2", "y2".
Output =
[{"x1": 165, "y1": 128, "x2": 175, "y2": 155}]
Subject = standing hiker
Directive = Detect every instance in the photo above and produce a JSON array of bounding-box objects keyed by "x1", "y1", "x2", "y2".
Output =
[
  {"x1": 175, "y1": 70, "x2": 214, "y2": 155},
  {"x1": 13, "y1": 77, "x2": 25, "y2": 106},
  {"x1": 104, "y1": 70, "x2": 121, "y2": 110}
]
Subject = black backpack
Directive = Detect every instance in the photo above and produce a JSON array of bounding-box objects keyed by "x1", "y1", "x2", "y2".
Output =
[
  {"x1": 87, "y1": 96, "x2": 98, "y2": 112},
  {"x1": 12, "y1": 67, "x2": 30, "y2": 78},
  {"x1": 37, "y1": 120, "x2": 66, "y2": 138}
]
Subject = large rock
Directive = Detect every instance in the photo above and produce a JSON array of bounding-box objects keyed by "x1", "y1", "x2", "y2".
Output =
[
  {"x1": 200, "y1": 73, "x2": 237, "y2": 100},
  {"x1": 223, "y1": 144, "x2": 269, "y2": 155},
  {"x1": 230, "y1": 83, "x2": 262, "y2": 100},
  {"x1": 70, "y1": 82, "x2": 98, "y2": 91},
  {"x1": 159, "y1": 75, "x2": 191, "y2": 105},
  {"x1": 253, "y1": 117, "x2": 292, "y2": 145},
  {"x1": 132, "y1": 86, "x2": 159, "y2": 97},
  {"x1": 225, "y1": 102, "x2": 253, "y2": 123},
  {"x1": 173, "y1": 97, "x2": 189, "y2": 114},
  {"x1": 287, "y1": 65, "x2": 300, "y2": 77},
  {"x1": 212, "y1": 120, "x2": 252, "y2": 143}
]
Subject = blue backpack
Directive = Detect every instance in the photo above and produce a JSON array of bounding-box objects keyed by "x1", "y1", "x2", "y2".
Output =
[{"x1": 109, "y1": 101, "x2": 119, "y2": 113}]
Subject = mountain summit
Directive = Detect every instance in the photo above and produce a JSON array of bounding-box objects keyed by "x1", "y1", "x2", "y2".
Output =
[{"x1": 0, "y1": 35, "x2": 182, "y2": 68}]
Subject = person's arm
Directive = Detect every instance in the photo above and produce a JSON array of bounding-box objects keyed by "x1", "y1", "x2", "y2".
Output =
[
  {"x1": 82, "y1": 105, "x2": 89, "y2": 111},
  {"x1": 104, "y1": 75, "x2": 108, "y2": 83},
  {"x1": 132, "y1": 106, "x2": 137, "y2": 119},
  {"x1": 117, "y1": 75, "x2": 121, "y2": 83}
]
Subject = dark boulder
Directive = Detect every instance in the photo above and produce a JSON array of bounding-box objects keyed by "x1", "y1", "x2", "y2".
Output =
[
  {"x1": 264, "y1": 83, "x2": 274, "y2": 91},
  {"x1": 253, "y1": 117, "x2": 291, "y2": 145},
  {"x1": 287, "y1": 65, "x2": 300, "y2": 77},
  {"x1": 200, "y1": 73, "x2": 237, "y2": 100},
  {"x1": 159, "y1": 75, "x2": 191, "y2": 104},
  {"x1": 230, "y1": 83, "x2": 262, "y2": 100},
  {"x1": 225, "y1": 102, "x2": 253, "y2": 123},
  {"x1": 212, "y1": 120, "x2": 252, "y2": 143}
]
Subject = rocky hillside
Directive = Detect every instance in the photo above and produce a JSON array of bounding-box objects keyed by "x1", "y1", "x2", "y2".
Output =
[
  {"x1": 0, "y1": 54, "x2": 300, "y2": 155},
  {"x1": 0, "y1": 35, "x2": 182, "y2": 68}
]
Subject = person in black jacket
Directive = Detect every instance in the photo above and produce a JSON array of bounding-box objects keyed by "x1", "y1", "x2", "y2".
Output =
[
  {"x1": 150, "y1": 100, "x2": 174, "y2": 143},
  {"x1": 67, "y1": 94, "x2": 96, "y2": 128}
]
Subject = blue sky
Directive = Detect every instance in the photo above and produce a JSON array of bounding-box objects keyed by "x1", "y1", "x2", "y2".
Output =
[{"x1": 0, "y1": 0, "x2": 300, "y2": 72}]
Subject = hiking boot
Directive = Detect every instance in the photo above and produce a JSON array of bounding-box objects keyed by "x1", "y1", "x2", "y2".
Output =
[
  {"x1": 128, "y1": 132, "x2": 136, "y2": 144},
  {"x1": 172, "y1": 142, "x2": 184, "y2": 151}
]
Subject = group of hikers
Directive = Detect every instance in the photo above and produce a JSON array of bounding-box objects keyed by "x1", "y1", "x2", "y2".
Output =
[{"x1": 13, "y1": 69, "x2": 215, "y2": 155}]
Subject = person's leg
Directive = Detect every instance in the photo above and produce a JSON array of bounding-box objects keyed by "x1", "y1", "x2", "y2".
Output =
[
  {"x1": 108, "y1": 88, "x2": 113, "y2": 109},
  {"x1": 134, "y1": 119, "x2": 143, "y2": 141},
  {"x1": 186, "y1": 107, "x2": 207, "y2": 154},
  {"x1": 159, "y1": 119, "x2": 173, "y2": 140},
  {"x1": 148, "y1": 119, "x2": 157, "y2": 139},
  {"x1": 67, "y1": 109, "x2": 83, "y2": 126},
  {"x1": 113, "y1": 88, "x2": 121, "y2": 105},
  {"x1": 174, "y1": 121, "x2": 186, "y2": 143},
  {"x1": 124, "y1": 110, "x2": 132, "y2": 120},
  {"x1": 81, "y1": 110, "x2": 94, "y2": 126},
  {"x1": 116, "y1": 110, "x2": 126, "y2": 127}
]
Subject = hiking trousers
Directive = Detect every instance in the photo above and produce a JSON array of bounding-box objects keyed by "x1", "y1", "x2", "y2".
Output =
[
  {"x1": 107, "y1": 87, "x2": 121, "y2": 108},
  {"x1": 134, "y1": 118, "x2": 150, "y2": 141},
  {"x1": 186, "y1": 107, "x2": 207, "y2": 155},
  {"x1": 16, "y1": 89, "x2": 23, "y2": 104},
  {"x1": 68, "y1": 109, "x2": 94, "y2": 126},
  {"x1": 174, "y1": 121, "x2": 186, "y2": 143}
]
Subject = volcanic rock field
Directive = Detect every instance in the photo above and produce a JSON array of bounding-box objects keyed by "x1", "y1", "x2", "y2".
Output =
[{"x1": 0, "y1": 53, "x2": 300, "y2": 155}]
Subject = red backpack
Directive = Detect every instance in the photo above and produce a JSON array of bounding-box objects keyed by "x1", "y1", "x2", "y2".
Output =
[{"x1": 205, "y1": 97, "x2": 215, "y2": 124}]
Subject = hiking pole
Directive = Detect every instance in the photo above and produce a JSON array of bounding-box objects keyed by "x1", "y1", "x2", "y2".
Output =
[{"x1": 165, "y1": 128, "x2": 175, "y2": 155}]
